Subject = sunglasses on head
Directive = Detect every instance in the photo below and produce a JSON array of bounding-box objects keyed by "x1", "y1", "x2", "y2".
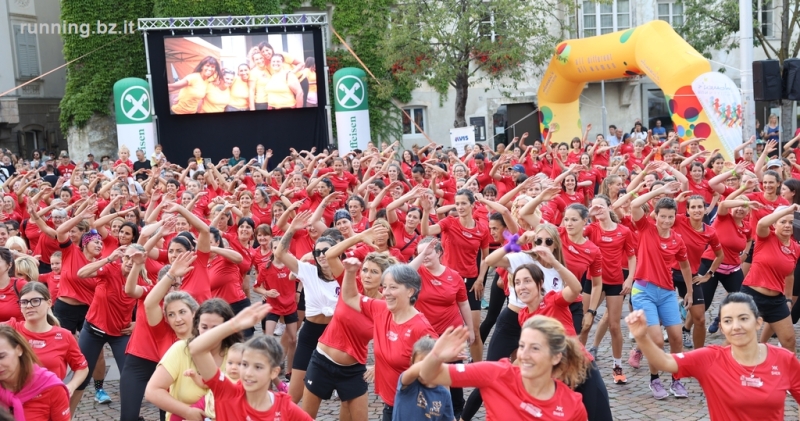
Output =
[{"x1": 535, "y1": 237, "x2": 554, "y2": 246}]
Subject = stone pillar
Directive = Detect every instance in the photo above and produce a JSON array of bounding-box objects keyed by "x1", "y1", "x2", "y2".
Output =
[{"x1": 66, "y1": 112, "x2": 118, "y2": 162}]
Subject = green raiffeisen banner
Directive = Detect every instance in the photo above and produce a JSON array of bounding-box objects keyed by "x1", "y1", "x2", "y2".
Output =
[
  {"x1": 113, "y1": 77, "x2": 156, "y2": 157},
  {"x1": 333, "y1": 68, "x2": 371, "y2": 153}
]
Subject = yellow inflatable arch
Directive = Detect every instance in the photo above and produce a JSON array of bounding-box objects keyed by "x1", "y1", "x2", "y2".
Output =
[{"x1": 538, "y1": 20, "x2": 724, "y2": 155}]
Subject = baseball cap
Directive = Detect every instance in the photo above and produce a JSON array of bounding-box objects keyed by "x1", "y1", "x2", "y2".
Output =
[
  {"x1": 767, "y1": 159, "x2": 783, "y2": 168},
  {"x1": 512, "y1": 164, "x2": 526, "y2": 173}
]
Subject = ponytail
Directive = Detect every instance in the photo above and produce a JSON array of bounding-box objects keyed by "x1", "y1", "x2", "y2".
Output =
[{"x1": 553, "y1": 337, "x2": 589, "y2": 388}]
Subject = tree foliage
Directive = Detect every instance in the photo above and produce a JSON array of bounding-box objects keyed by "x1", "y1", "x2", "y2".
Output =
[{"x1": 381, "y1": 0, "x2": 573, "y2": 127}]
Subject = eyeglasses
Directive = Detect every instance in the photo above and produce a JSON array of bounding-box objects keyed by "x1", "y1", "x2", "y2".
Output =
[
  {"x1": 18, "y1": 298, "x2": 44, "y2": 308},
  {"x1": 534, "y1": 237, "x2": 555, "y2": 246},
  {"x1": 313, "y1": 247, "x2": 330, "y2": 257}
]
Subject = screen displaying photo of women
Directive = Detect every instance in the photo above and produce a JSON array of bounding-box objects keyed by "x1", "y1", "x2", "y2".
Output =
[{"x1": 164, "y1": 33, "x2": 318, "y2": 114}]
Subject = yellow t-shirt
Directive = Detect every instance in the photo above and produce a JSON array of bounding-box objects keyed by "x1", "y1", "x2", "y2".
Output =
[
  {"x1": 306, "y1": 70, "x2": 317, "y2": 94},
  {"x1": 228, "y1": 77, "x2": 250, "y2": 109},
  {"x1": 252, "y1": 67, "x2": 271, "y2": 104},
  {"x1": 200, "y1": 82, "x2": 231, "y2": 113},
  {"x1": 266, "y1": 71, "x2": 298, "y2": 109},
  {"x1": 267, "y1": 52, "x2": 295, "y2": 76},
  {"x1": 158, "y1": 340, "x2": 228, "y2": 420},
  {"x1": 172, "y1": 73, "x2": 208, "y2": 114}
]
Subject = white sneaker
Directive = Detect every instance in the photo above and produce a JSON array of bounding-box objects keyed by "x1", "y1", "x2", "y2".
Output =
[
  {"x1": 274, "y1": 322, "x2": 286, "y2": 336},
  {"x1": 662, "y1": 327, "x2": 668, "y2": 342}
]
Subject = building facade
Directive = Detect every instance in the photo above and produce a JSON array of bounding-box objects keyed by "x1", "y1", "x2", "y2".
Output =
[
  {"x1": 0, "y1": 0, "x2": 67, "y2": 159},
  {"x1": 399, "y1": 0, "x2": 799, "y2": 151}
]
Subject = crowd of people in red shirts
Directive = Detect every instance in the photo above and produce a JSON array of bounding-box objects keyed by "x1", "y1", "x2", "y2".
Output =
[{"x1": 1, "y1": 122, "x2": 800, "y2": 421}]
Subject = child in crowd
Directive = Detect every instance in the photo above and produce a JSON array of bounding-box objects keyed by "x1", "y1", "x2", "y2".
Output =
[
  {"x1": 392, "y1": 336, "x2": 456, "y2": 421},
  {"x1": 178, "y1": 343, "x2": 245, "y2": 421}
]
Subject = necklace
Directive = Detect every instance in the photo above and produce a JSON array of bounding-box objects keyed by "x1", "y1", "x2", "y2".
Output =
[{"x1": 733, "y1": 345, "x2": 763, "y2": 378}]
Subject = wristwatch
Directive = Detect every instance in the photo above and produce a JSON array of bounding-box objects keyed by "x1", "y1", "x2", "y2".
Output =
[
  {"x1": 586, "y1": 309, "x2": 597, "y2": 316},
  {"x1": 703, "y1": 270, "x2": 715, "y2": 278}
]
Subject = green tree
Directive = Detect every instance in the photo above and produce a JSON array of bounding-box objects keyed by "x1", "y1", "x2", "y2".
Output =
[
  {"x1": 381, "y1": 0, "x2": 573, "y2": 128},
  {"x1": 678, "y1": 0, "x2": 800, "y2": 133}
]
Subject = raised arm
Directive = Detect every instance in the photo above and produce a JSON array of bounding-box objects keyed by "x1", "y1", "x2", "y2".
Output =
[
  {"x1": 274, "y1": 210, "x2": 313, "y2": 275},
  {"x1": 55, "y1": 204, "x2": 97, "y2": 243},
  {"x1": 626, "y1": 310, "x2": 679, "y2": 373},
  {"x1": 630, "y1": 182, "x2": 680, "y2": 222},
  {"x1": 756, "y1": 204, "x2": 798, "y2": 238},
  {"x1": 339, "y1": 257, "x2": 364, "y2": 313},
  {"x1": 163, "y1": 202, "x2": 211, "y2": 253}
]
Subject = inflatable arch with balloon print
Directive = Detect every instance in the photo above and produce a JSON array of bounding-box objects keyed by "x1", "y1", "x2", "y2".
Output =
[{"x1": 538, "y1": 20, "x2": 742, "y2": 160}]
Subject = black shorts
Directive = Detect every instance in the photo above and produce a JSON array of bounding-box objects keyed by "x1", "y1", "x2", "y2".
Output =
[
  {"x1": 744, "y1": 243, "x2": 755, "y2": 264},
  {"x1": 53, "y1": 300, "x2": 89, "y2": 334},
  {"x1": 464, "y1": 277, "x2": 481, "y2": 311},
  {"x1": 292, "y1": 319, "x2": 328, "y2": 371},
  {"x1": 741, "y1": 285, "x2": 790, "y2": 323},
  {"x1": 304, "y1": 350, "x2": 367, "y2": 401},
  {"x1": 264, "y1": 311, "x2": 299, "y2": 324},
  {"x1": 672, "y1": 269, "x2": 705, "y2": 306},
  {"x1": 582, "y1": 278, "x2": 623, "y2": 297}
]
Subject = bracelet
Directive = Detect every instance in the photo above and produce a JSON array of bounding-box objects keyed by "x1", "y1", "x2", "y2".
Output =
[
  {"x1": 732, "y1": 170, "x2": 738, "y2": 177},
  {"x1": 106, "y1": 257, "x2": 112, "y2": 264},
  {"x1": 631, "y1": 192, "x2": 638, "y2": 198},
  {"x1": 166, "y1": 273, "x2": 177, "y2": 283}
]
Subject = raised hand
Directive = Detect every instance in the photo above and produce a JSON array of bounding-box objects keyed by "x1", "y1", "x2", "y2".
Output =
[
  {"x1": 169, "y1": 252, "x2": 197, "y2": 278},
  {"x1": 430, "y1": 326, "x2": 470, "y2": 362},
  {"x1": 624, "y1": 309, "x2": 650, "y2": 340},
  {"x1": 342, "y1": 257, "x2": 362, "y2": 273},
  {"x1": 230, "y1": 302, "x2": 272, "y2": 331}
]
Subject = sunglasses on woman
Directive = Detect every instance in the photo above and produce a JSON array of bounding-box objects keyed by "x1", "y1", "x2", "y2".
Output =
[
  {"x1": 313, "y1": 247, "x2": 330, "y2": 257},
  {"x1": 535, "y1": 237, "x2": 554, "y2": 246}
]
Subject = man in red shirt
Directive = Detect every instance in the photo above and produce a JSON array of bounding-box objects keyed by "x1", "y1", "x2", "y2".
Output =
[{"x1": 56, "y1": 152, "x2": 76, "y2": 179}]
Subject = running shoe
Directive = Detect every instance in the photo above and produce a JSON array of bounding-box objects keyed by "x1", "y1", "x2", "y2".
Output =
[
  {"x1": 707, "y1": 317, "x2": 720, "y2": 334},
  {"x1": 662, "y1": 327, "x2": 668, "y2": 341},
  {"x1": 682, "y1": 329, "x2": 693, "y2": 349},
  {"x1": 628, "y1": 331, "x2": 635, "y2": 342},
  {"x1": 481, "y1": 298, "x2": 490, "y2": 310},
  {"x1": 588, "y1": 346, "x2": 598, "y2": 360},
  {"x1": 670, "y1": 379, "x2": 688, "y2": 398},
  {"x1": 274, "y1": 322, "x2": 286, "y2": 336},
  {"x1": 679, "y1": 302, "x2": 687, "y2": 322},
  {"x1": 95, "y1": 389, "x2": 112, "y2": 404},
  {"x1": 612, "y1": 366, "x2": 627, "y2": 384},
  {"x1": 628, "y1": 349, "x2": 643, "y2": 369},
  {"x1": 649, "y1": 378, "x2": 669, "y2": 400}
]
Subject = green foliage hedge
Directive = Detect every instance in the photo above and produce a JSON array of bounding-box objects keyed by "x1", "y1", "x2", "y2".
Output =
[{"x1": 60, "y1": 0, "x2": 405, "y2": 141}]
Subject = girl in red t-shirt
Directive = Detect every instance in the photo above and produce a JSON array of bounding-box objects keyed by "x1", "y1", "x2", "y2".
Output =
[
  {"x1": 417, "y1": 318, "x2": 588, "y2": 421},
  {"x1": 0, "y1": 325, "x2": 71, "y2": 421},
  {"x1": 188, "y1": 303, "x2": 312, "y2": 421},
  {"x1": 627, "y1": 293, "x2": 800, "y2": 421}
]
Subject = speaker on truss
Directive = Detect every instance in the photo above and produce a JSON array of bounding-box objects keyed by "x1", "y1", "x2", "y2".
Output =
[
  {"x1": 782, "y1": 58, "x2": 800, "y2": 101},
  {"x1": 753, "y1": 59, "x2": 782, "y2": 101}
]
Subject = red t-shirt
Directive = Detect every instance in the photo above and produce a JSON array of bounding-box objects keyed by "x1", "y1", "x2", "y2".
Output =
[
  {"x1": 438, "y1": 216, "x2": 491, "y2": 279},
  {"x1": 6, "y1": 318, "x2": 87, "y2": 379},
  {"x1": 390, "y1": 220, "x2": 419, "y2": 263},
  {"x1": 558, "y1": 227, "x2": 602, "y2": 282},
  {"x1": 250, "y1": 247, "x2": 272, "y2": 275},
  {"x1": 518, "y1": 291, "x2": 577, "y2": 336},
  {"x1": 448, "y1": 359, "x2": 586, "y2": 420},
  {"x1": 255, "y1": 262, "x2": 297, "y2": 315},
  {"x1": 674, "y1": 344, "x2": 800, "y2": 420},
  {"x1": 318, "y1": 296, "x2": 374, "y2": 364},
  {"x1": 38, "y1": 272, "x2": 60, "y2": 301},
  {"x1": 204, "y1": 369, "x2": 312, "y2": 421},
  {"x1": 87, "y1": 262, "x2": 143, "y2": 336},
  {"x1": 328, "y1": 171, "x2": 358, "y2": 193},
  {"x1": 745, "y1": 192, "x2": 789, "y2": 233},
  {"x1": 59, "y1": 242, "x2": 97, "y2": 305},
  {"x1": 687, "y1": 177, "x2": 715, "y2": 204},
  {"x1": 743, "y1": 232, "x2": 800, "y2": 294},
  {"x1": 33, "y1": 233, "x2": 60, "y2": 267},
  {"x1": 18, "y1": 383, "x2": 71, "y2": 421},
  {"x1": 125, "y1": 284, "x2": 178, "y2": 362},
  {"x1": 22, "y1": 218, "x2": 42, "y2": 253},
  {"x1": 57, "y1": 163, "x2": 76, "y2": 179},
  {"x1": 671, "y1": 216, "x2": 722, "y2": 273},
  {"x1": 0, "y1": 279, "x2": 25, "y2": 322},
  {"x1": 208, "y1": 254, "x2": 247, "y2": 305},
  {"x1": 583, "y1": 223, "x2": 636, "y2": 285},
  {"x1": 632, "y1": 217, "x2": 688, "y2": 290},
  {"x1": 702, "y1": 213, "x2": 751, "y2": 265},
  {"x1": 180, "y1": 251, "x2": 212, "y2": 304},
  {"x1": 345, "y1": 244, "x2": 405, "y2": 265},
  {"x1": 415, "y1": 266, "x2": 468, "y2": 335},
  {"x1": 360, "y1": 297, "x2": 436, "y2": 406}
]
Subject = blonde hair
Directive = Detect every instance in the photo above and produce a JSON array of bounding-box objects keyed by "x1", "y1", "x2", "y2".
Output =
[
  {"x1": 14, "y1": 256, "x2": 39, "y2": 282},
  {"x1": 371, "y1": 219, "x2": 396, "y2": 248},
  {"x1": 522, "y1": 315, "x2": 588, "y2": 388},
  {"x1": 363, "y1": 252, "x2": 398, "y2": 273},
  {"x1": 5, "y1": 237, "x2": 27, "y2": 254},
  {"x1": 527, "y1": 223, "x2": 565, "y2": 267}
]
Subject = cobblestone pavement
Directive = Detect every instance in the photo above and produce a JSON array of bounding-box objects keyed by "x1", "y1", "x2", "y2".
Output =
[{"x1": 73, "y1": 282, "x2": 800, "y2": 420}]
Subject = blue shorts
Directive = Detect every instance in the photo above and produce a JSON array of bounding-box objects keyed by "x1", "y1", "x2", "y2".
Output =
[{"x1": 630, "y1": 280, "x2": 682, "y2": 328}]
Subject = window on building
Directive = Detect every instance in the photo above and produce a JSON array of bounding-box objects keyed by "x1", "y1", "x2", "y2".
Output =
[
  {"x1": 402, "y1": 107, "x2": 426, "y2": 136},
  {"x1": 657, "y1": 1, "x2": 684, "y2": 27},
  {"x1": 582, "y1": 0, "x2": 631, "y2": 37},
  {"x1": 757, "y1": 0, "x2": 774, "y2": 38},
  {"x1": 12, "y1": 24, "x2": 40, "y2": 79}
]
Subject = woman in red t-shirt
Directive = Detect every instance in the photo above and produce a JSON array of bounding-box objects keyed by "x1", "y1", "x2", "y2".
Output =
[
  {"x1": 0, "y1": 249, "x2": 25, "y2": 324},
  {"x1": 740, "y1": 204, "x2": 800, "y2": 349},
  {"x1": 188, "y1": 303, "x2": 312, "y2": 421},
  {"x1": 73, "y1": 245, "x2": 149, "y2": 407},
  {"x1": 418, "y1": 318, "x2": 588, "y2": 421},
  {"x1": 0, "y1": 325, "x2": 71, "y2": 421},
  {"x1": 6, "y1": 282, "x2": 88, "y2": 416},
  {"x1": 627, "y1": 293, "x2": 800, "y2": 421},
  {"x1": 421, "y1": 189, "x2": 490, "y2": 363},
  {"x1": 341, "y1": 259, "x2": 436, "y2": 420}
]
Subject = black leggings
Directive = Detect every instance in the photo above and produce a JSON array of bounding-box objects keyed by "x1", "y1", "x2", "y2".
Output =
[
  {"x1": 698, "y1": 258, "x2": 744, "y2": 312},
  {"x1": 480, "y1": 271, "x2": 507, "y2": 343},
  {"x1": 462, "y1": 307, "x2": 520, "y2": 420},
  {"x1": 119, "y1": 354, "x2": 158, "y2": 421},
  {"x1": 77, "y1": 322, "x2": 129, "y2": 390},
  {"x1": 229, "y1": 298, "x2": 254, "y2": 338},
  {"x1": 574, "y1": 362, "x2": 613, "y2": 421}
]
